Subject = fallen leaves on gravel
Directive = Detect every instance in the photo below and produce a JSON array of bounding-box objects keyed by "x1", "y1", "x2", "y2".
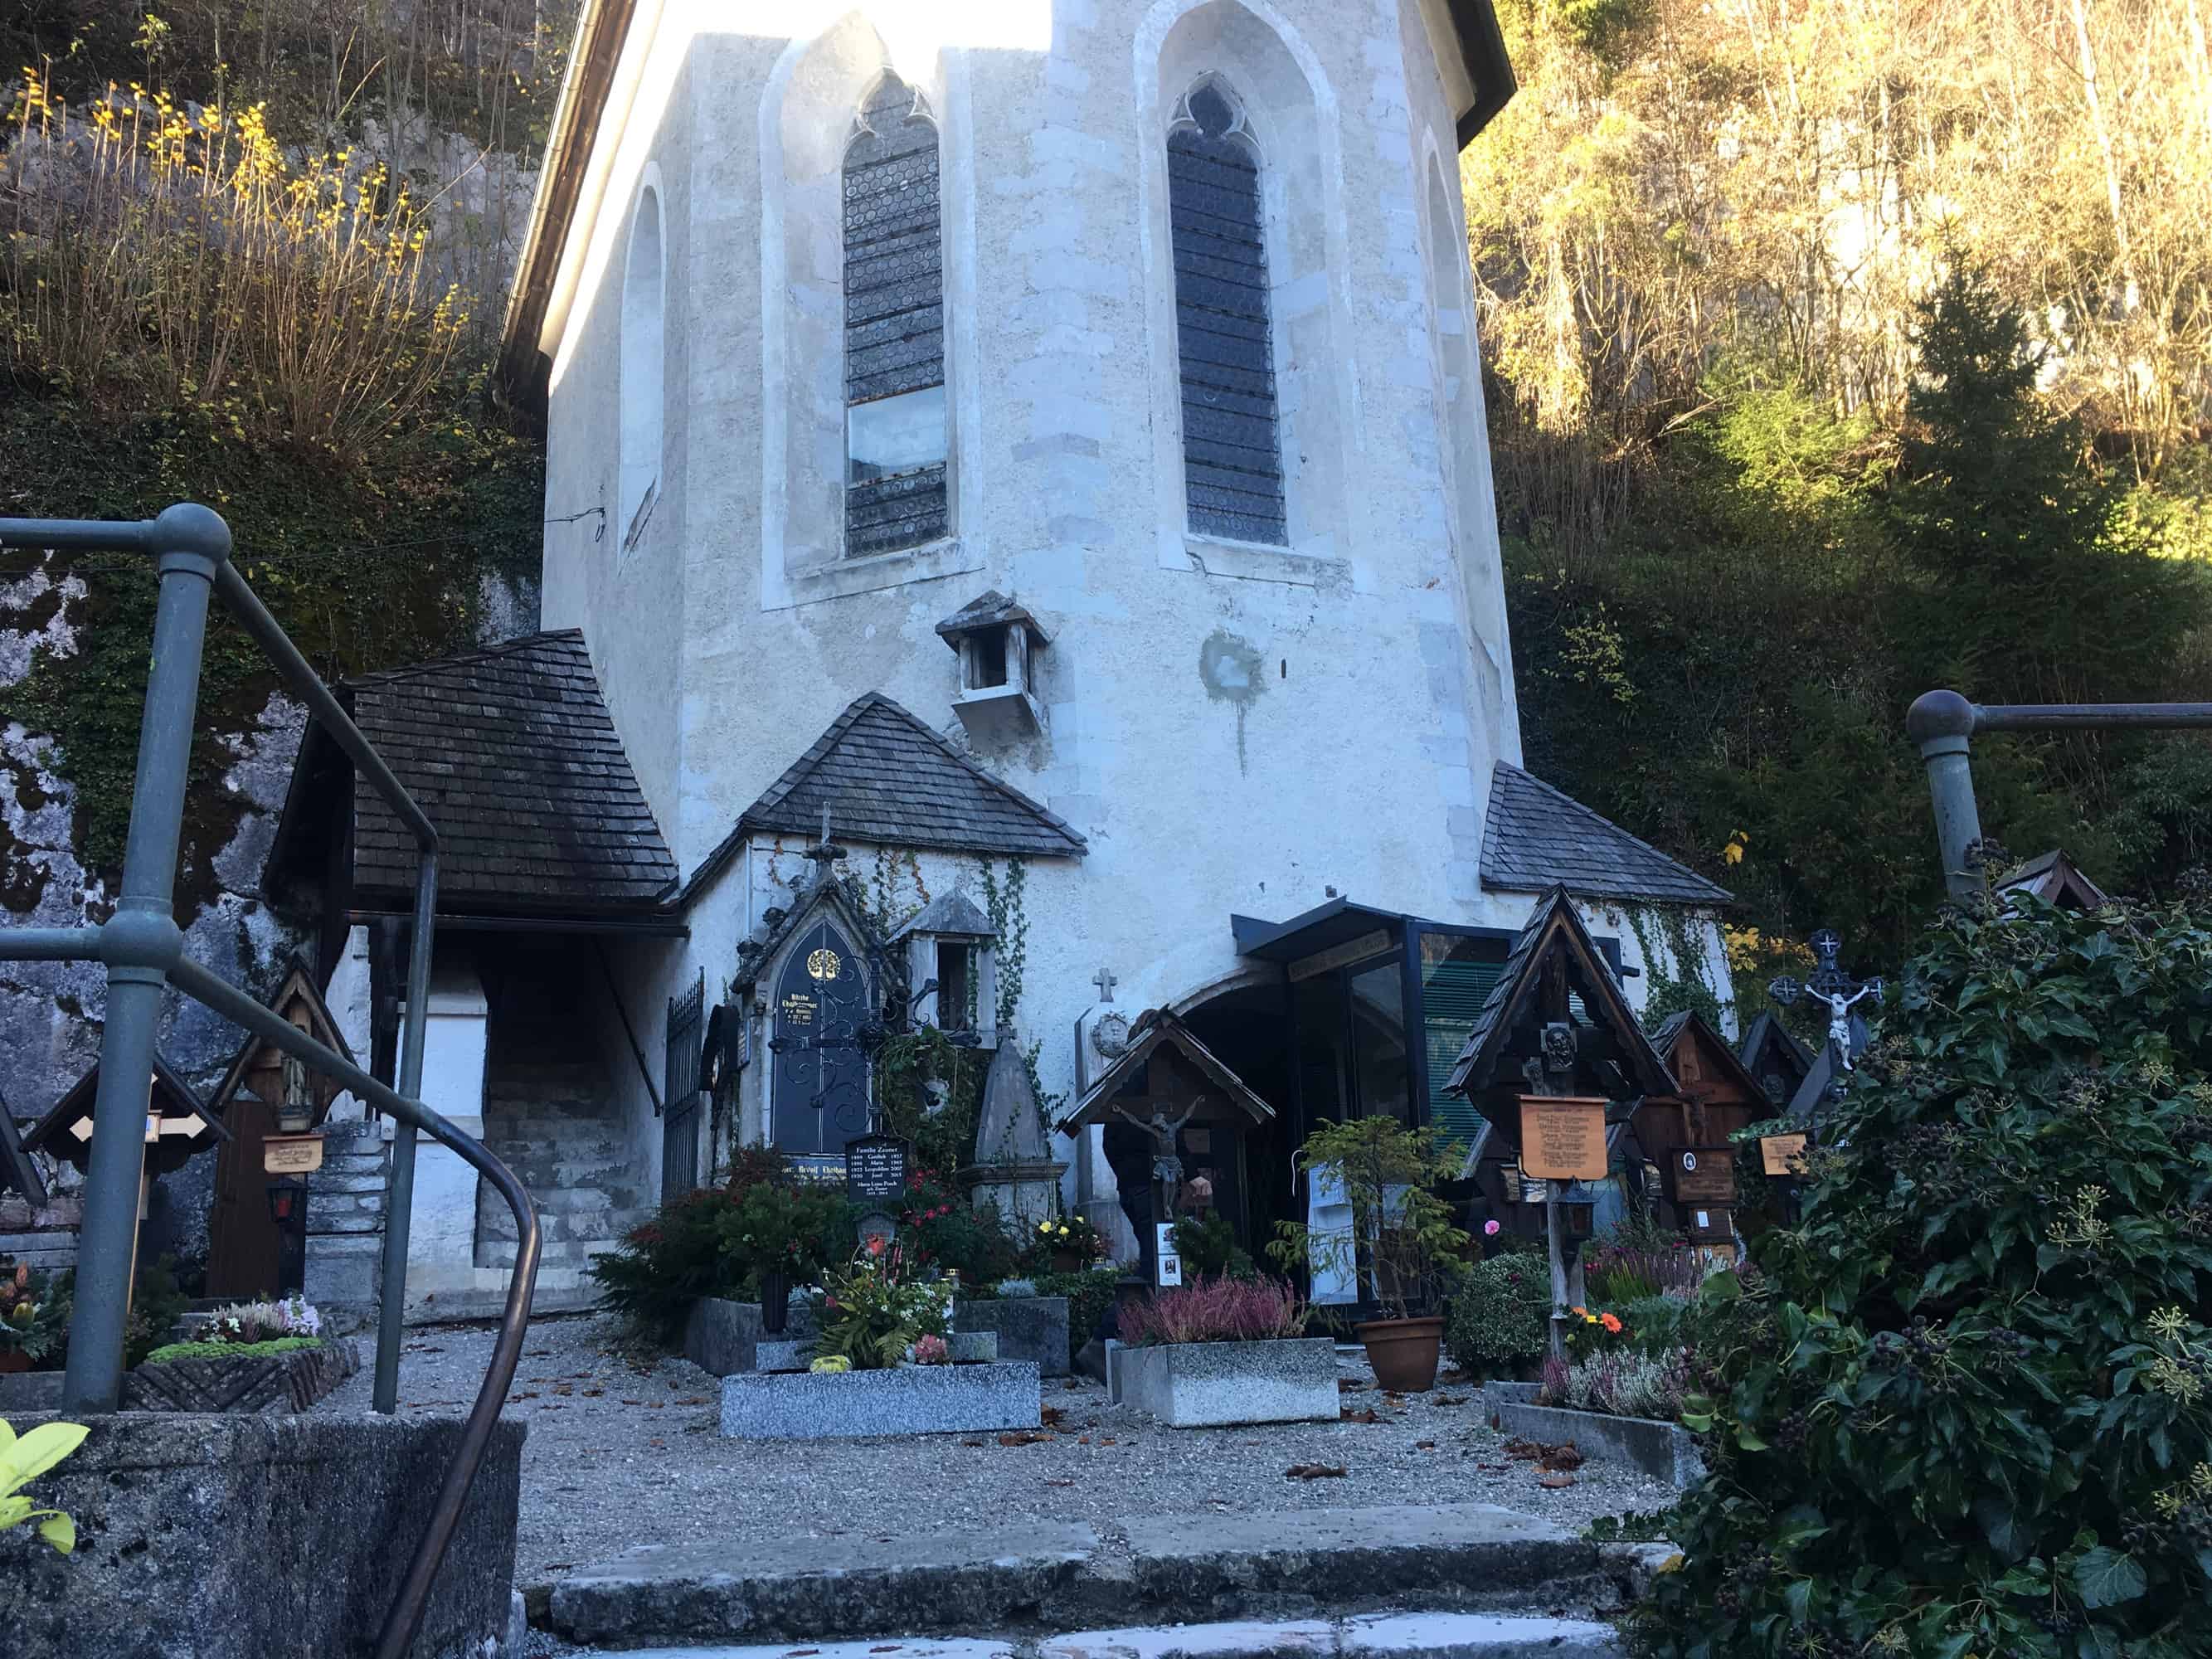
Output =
[
  {"x1": 1433, "y1": 1394, "x2": 1470, "y2": 1406},
  {"x1": 962, "y1": 1439, "x2": 985, "y2": 1447},
  {"x1": 1504, "y1": 1437, "x2": 1582, "y2": 1468},
  {"x1": 673, "y1": 1397, "x2": 709, "y2": 1405},
  {"x1": 1415, "y1": 1440, "x2": 1436, "y2": 1450},
  {"x1": 998, "y1": 1431, "x2": 1053, "y2": 1446},
  {"x1": 1040, "y1": 1406, "x2": 1067, "y2": 1428},
  {"x1": 1341, "y1": 1406, "x2": 1380, "y2": 1423},
  {"x1": 1540, "y1": 1446, "x2": 1585, "y2": 1472},
  {"x1": 1538, "y1": 1473, "x2": 1576, "y2": 1488},
  {"x1": 1338, "y1": 1379, "x2": 1368, "y2": 1392},
  {"x1": 1286, "y1": 1463, "x2": 1348, "y2": 1480},
  {"x1": 1046, "y1": 1478, "x2": 1076, "y2": 1487}
]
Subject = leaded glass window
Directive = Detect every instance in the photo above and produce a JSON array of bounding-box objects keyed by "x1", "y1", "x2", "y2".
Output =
[
  {"x1": 843, "y1": 75, "x2": 948, "y2": 558},
  {"x1": 1169, "y1": 81, "x2": 1286, "y2": 546}
]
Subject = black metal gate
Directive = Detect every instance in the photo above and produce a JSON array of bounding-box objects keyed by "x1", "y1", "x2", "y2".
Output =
[{"x1": 664, "y1": 971, "x2": 705, "y2": 1203}]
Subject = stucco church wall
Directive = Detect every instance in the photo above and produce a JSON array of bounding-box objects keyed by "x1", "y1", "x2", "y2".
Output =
[{"x1": 532, "y1": 1, "x2": 1735, "y2": 1205}]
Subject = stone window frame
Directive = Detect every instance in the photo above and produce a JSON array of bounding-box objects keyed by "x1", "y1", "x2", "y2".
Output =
[
  {"x1": 618, "y1": 175, "x2": 666, "y2": 560},
  {"x1": 757, "y1": 22, "x2": 984, "y2": 612},
  {"x1": 1417, "y1": 131, "x2": 1517, "y2": 743},
  {"x1": 1135, "y1": 0, "x2": 1359, "y2": 590}
]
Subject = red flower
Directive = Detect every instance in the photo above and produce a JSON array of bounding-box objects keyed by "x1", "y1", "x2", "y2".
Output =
[{"x1": 866, "y1": 1234, "x2": 886, "y2": 1258}]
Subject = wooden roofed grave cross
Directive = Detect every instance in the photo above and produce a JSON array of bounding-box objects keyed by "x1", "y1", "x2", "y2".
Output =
[{"x1": 1522, "y1": 952, "x2": 1590, "y2": 1364}]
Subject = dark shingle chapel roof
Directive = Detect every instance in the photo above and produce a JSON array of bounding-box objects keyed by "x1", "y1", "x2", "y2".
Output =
[
  {"x1": 1484, "y1": 763, "x2": 1732, "y2": 907},
  {"x1": 740, "y1": 693, "x2": 1087, "y2": 861},
  {"x1": 347, "y1": 630, "x2": 678, "y2": 912}
]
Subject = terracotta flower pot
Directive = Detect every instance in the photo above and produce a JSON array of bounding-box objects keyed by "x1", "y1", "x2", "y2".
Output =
[
  {"x1": 1356, "y1": 1316, "x2": 1445, "y2": 1393},
  {"x1": 0, "y1": 1349, "x2": 31, "y2": 1374}
]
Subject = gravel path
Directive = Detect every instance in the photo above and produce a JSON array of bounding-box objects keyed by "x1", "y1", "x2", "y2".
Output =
[{"x1": 314, "y1": 1313, "x2": 1678, "y2": 1592}]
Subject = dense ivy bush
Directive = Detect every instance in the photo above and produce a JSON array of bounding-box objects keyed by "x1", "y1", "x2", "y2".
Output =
[
  {"x1": 1635, "y1": 891, "x2": 2212, "y2": 1658},
  {"x1": 1444, "y1": 1253, "x2": 1551, "y2": 1379}
]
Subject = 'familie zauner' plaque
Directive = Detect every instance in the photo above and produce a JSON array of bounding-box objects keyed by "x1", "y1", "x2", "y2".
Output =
[{"x1": 1517, "y1": 1096, "x2": 1609, "y2": 1183}]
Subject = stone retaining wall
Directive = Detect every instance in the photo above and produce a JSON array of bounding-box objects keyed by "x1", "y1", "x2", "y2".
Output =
[
  {"x1": 0, "y1": 1411, "x2": 524, "y2": 1659},
  {"x1": 1480, "y1": 1384, "x2": 1705, "y2": 1488}
]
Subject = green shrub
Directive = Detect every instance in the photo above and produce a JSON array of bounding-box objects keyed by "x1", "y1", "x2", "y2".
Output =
[
  {"x1": 1617, "y1": 1293, "x2": 1691, "y2": 1359},
  {"x1": 1445, "y1": 1254, "x2": 1551, "y2": 1378},
  {"x1": 141, "y1": 1336, "x2": 322, "y2": 1365},
  {"x1": 1170, "y1": 1211, "x2": 1254, "y2": 1280},
  {"x1": 1634, "y1": 892, "x2": 2212, "y2": 1659},
  {"x1": 897, "y1": 1169, "x2": 1021, "y2": 1287}
]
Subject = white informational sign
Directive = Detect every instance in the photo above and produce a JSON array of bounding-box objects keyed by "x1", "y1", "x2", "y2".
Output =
[
  {"x1": 1155, "y1": 1224, "x2": 1183, "y2": 1287},
  {"x1": 1307, "y1": 1161, "x2": 1358, "y2": 1304}
]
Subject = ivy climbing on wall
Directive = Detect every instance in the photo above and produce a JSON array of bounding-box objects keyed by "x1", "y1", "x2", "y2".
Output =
[{"x1": 1621, "y1": 905, "x2": 1730, "y2": 1034}]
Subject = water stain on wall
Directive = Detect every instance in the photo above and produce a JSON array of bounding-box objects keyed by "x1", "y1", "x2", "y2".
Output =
[{"x1": 1198, "y1": 627, "x2": 1265, "y2": 773}]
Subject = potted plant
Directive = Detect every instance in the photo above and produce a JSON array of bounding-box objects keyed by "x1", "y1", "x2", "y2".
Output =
[
  {"x1": 1032, "y1": 1212, "x2": 1105, "y2": 1274},
  {"x1": 812, "y1": 1236, "x2": 954, "y2": 1369},
  {"x1": 1115, "y1": 1275, "x2": 1334, "y2": 1427},
  {"x1": 717, "y1": 1180, "x2": 845, "y2": 1335},
  {"x1": 0, "y1": 1263, "x2": 64, "y2": 1376},
  {"x1": 1268, "y1": 1116, "x2": 1469, "y2": 1391}
]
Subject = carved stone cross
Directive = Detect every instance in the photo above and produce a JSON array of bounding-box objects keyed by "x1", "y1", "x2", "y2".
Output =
[{"x1": 1093, "y1": 966, "x2": 1117, "y2": 1003}]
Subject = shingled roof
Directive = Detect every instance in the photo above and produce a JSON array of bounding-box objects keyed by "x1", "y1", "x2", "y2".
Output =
[
  {"x1": 738, "y1": 693, "x2": 1087, "y2": 860},
  {"x1": 346, "y1": 630, "x2": 678, "y2": 913},
  {"x1": 1483, "y1": 764, "x2": 1731, "y2": 907}
]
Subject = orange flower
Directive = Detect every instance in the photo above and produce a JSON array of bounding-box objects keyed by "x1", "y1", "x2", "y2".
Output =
[
  {"x1": 1599, "y1": 1312, "x2": 1623, "y2": 1335},
  {"x1": 1571, "y1": 1305, "x2": 1588, "y2": 1317}
]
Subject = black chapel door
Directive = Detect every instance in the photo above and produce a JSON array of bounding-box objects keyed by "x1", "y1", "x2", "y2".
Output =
[{"x1": 771, "y1": 921, "x2": 873, "y2": 1156}]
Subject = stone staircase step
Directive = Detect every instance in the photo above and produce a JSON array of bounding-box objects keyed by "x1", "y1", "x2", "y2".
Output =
[
  {"x1": 585, "y1": 1613, "x2": 1625, "y2": 1659},
  {"x1": 544, "y1": 1506, "x2": 1622, "y2": 1650}
]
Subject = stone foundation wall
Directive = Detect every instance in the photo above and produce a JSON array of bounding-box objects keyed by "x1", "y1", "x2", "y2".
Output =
[{"x1": 0, "y1": 1412, "x2": 524, "y2": 1659}]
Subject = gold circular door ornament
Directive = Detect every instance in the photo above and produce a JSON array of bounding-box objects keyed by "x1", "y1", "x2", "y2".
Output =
[{"x1": 806, "y1": 947, "x2": 842, "y2": 982}]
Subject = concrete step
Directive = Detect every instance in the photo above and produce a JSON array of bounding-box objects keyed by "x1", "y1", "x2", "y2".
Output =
[
  {"x1": 581, "y1": 1613, "x2": 1626, "y2": 1659},
  {"x1": 543, "y1": 1505, "x2": 1633, "y2": 1650}
]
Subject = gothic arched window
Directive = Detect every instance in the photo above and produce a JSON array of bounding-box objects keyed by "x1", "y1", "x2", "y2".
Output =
[
  {"x1": 1168, "y1": 80, "x2": 1286, "y2": 547},
  {"x1": 843, "y1": 74, "x2": 948, "y2": 558}
]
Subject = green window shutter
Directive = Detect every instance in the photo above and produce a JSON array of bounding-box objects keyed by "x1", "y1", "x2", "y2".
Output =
[{"x1": 1425, "y1": 958, "x2": 1505, "y2": 1151}]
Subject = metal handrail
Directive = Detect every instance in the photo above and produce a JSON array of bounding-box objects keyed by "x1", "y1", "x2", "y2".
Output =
[{"x1": 0, "y1": 506, "x2": 539, "y2": 1657}]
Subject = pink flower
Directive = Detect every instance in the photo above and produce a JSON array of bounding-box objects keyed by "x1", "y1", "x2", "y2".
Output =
[{"x1": 1484, "y1": 1219, "x2": 1501, "y2": 1237}]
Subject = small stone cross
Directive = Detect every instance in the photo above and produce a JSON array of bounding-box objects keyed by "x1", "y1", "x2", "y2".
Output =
[{"x1": 1093, "y1": 966, "x2": 1117, "y2": 1003}]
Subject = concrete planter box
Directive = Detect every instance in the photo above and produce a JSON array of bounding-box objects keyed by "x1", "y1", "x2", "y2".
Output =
[
  {"x1": 720, "y1": 1360, "x2": 1041, "y2": 1440},
  {"x1": 1490, "y1": 1396, "x2": 1707, "y2": 1488},
  {"x1": 954, "y1": 1295, "x2": 1071, "y2": 1377},
  {"x1": 686, "y1": 1295, "x2": 1067, "y2": 1376},
  {"x1": 1117, "y1": 1337, "x2": 1339, "y2": 1428},
  {"x1": 0, "y1": 1411, "x2": 522, "y2": 1659},
  {"x1": 0, "y1": 1370, "x2": 66, "y2": 1414},
  {"x1": 684, "y1": 1297, "x2": 821, "y2": 1375},
  {"x1": 121, "y1": 1338, "x2": 361, "y2": 1414}
]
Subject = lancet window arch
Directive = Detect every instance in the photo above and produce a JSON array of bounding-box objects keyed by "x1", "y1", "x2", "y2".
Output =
[
  {"x1": 842, "y1": 73, "x2": 949, "y2": 558},
  {"x1": 1166, "y1": 77, "x2": 1286, "y2": 547}
]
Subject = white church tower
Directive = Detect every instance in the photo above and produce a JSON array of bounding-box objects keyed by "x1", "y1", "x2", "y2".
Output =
[{"x1": 270, "y1": 0, "x2": 1729, "y2": 1311}]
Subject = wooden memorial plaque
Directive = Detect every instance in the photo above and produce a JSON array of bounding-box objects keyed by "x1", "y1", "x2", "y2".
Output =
[
  {"x1": 1758, "y1": 1133, "x2": 1811, "y2": 1177},
  {"x1": 843, "y1": 1134, "x2": 912, "y2": 1207},
  {"x1": 1685, "y1": 1206, "x2": 1734, "y2": 1244},
  {"x1": 1518, "y1": 1097, "x2": 1608, "y2": 1182},
  {"x1": 263, "y1": 1134, "x2": 325, "y2": 1175},
  {"x1": 1668, "y1": 1147, "x2": 1737, "y2": 1204}
]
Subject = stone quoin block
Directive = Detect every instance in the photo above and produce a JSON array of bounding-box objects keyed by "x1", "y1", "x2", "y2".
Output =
[
  {"x1": 1116, "y1": 1337, "x2": 1340, "y2": 1428},
  {"x1": 719, "y1": 1361, "x2": 1042, "y2": 1440}
]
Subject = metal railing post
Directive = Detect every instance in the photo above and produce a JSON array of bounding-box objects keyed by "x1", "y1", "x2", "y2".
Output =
[
  {"x1": 60, "y1": 504, "x2": 231, "y2": 1412},
  {"x1": 1909, "y1": 691, "x2": 2212, "y2": 896},
  {"x1": 1904, "y1": 690, "x2": 1985, "y2": 902},
  {"x1": 375, "y1": 856, "x2": 438, "y2": 1413}
]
